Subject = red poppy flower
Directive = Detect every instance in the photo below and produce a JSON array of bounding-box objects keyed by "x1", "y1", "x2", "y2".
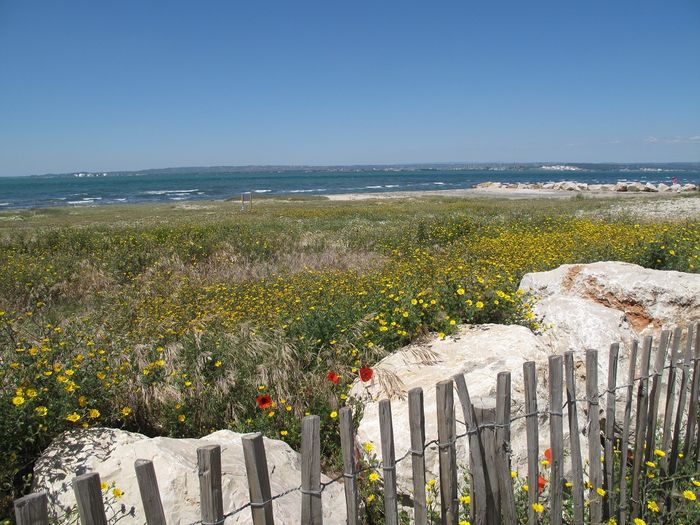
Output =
[
  {"x1": 538, "y1": 475, "x2": 547, "y2": 492},
  {"x1": 327, "y1": 371, "x2": 340, "y2": 385},
  {"x1": 544, "y1": 448, "x2": 552, "y2": 461},
  {"x1": 359, "y1": 367, "x2": 373, "y2": 382},
  {"x1": 256, "y1": 394, "x2": 273, "y2": 409}
]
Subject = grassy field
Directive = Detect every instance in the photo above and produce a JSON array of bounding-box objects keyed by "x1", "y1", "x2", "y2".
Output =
[{"x1": 1, "y1": 194, "x2": 699, "y2": 518}]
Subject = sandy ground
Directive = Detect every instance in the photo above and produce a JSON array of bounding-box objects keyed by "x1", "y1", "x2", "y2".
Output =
[{"x1": 325, "y1": 187, "x2": 700, "y2": 220}]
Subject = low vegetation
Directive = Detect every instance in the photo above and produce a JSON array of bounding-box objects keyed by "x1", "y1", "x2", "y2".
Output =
[{"x1": 1, "y1": 195, "x2": 699, "y2": 519}]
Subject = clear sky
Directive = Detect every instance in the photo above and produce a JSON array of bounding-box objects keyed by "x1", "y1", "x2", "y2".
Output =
[{"x1": 0, "y1": 0, "x2": 699, "y2": 176}]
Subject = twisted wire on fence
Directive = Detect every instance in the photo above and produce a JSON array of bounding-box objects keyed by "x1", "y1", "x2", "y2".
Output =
[{"x1": 182, "y1": 345, "x2": 700, "y2": 525}]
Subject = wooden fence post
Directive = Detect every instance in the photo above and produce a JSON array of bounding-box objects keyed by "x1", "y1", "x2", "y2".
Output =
[
  {"x1": 473, "y1": 404, "x2": 499, "y2": 525},
  {"x1": 564, "y1": 351, "x2": 585, "y2": 525},
  {"x1": 454, "y1": 374, "x2": 488, "y2": 525},
  {"x1": 618, "y1": 340, "x2": 638, "y2": 525},
  {"x1": 670, "y1": 325, "x2": 694, "y2": 476},
  {"x1": 685, "y1": 323, "x2": 700, "y2": 461},
  {"x1": 523, "y1": 361, "x2": 539, "y2": 525},
  {"x1": 14, "y1": 492, "x2": 49, "y2": 525},
  {"x1": 660, "y1": 328, "x2": 682, "y2": 473},
  {"x1": 644, "y1": 330, "x2": 670, "y2": 464},
  {"x1": 586, "y1": 350, "x2": 603, "y2": 525},
  {"x1": 436, "y1": 379, "x2": 459, "y2": 525},
  {"x1": 134, "y1": 459, "x2": 167, "y2": 525},
  {"x1": 496, "y1": 372, "x2": 517, "y2": 525},
  {"x1": 379, "y1": 399, "x2": 399, "y2": 525},
  {"x1": 72, "y1": 472, "x2": 108, "y2": 525},
  {"x1": 339, "y1": 407, "x2": 359, "y2": 525},
  {"x1": 408, "y1": 387, "x2": 428, "y2": 525},
  {"x1": 632, "y1": 335, "x2": 653, "y2": 518},
  {"x1": 198, "y1": 445, "x2": 224, "y2": 525},
  {"x1": 548, "y1": 355, "x2": 564, "y2": 525},
  {"x1": 242, "y1": 433, "x2": 275, "y2": 525},
  {"x1": 603, "y1": 343, "x2": 619, "y2": 520},
  {"x1": 301, "y1": 415, "x2": 323, "y2": 524}
]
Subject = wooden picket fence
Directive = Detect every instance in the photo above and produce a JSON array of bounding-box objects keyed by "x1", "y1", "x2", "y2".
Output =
[{"x1": 13, "y1": 323, "x2": 700, "y2": 525}]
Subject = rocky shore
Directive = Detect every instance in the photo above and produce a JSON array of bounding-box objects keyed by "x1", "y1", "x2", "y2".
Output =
[{"x1": 476, "y1": 180, "x2": 698, "y2": 192}]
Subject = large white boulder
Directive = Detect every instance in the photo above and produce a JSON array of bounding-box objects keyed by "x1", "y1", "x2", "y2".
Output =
[
  {"x1": 33, "y1": 428, "x2": 346, "y2": 525},
  {"x1": 349, "y1": 324, "x2": 550, "y2": 493}
]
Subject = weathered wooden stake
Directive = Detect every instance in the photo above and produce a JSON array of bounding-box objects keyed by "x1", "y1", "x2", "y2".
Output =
[
  {"x1": 454, "y1": 374, "x2": 487, "y2": 525},
  {"x1": 631, "y1": 335, "x2": 653, "y2": 518},
  {"x1": 564, "y1": 351, "x2": 585, "y2": 525},
  {"x1": 644, "y1": 330, "x2": 670, "y2": 464},
  {"x1": 197, "y1": 444, "x2": 224, "y2": 525},
  {"x1": 684, "y1": 323, "x2": 700, "y2": 461},
  {"x1": 603, "y1": 343, "x2": 619, "y2": 519},
  {"x1": 242, "y1": 433, "x2": 275, "y2": 525},
  {"x1": 496, "y1": 372, "x2": 517, "y2": 525},
  {"x1": 72, "y1": 472, "x2": 108, "y2": 525},
  {"x1": 660, "y1": 328, "x2": 682, "y2": 473},
  {"x1": 301, "y1": 415, "x2": 323, "y2": 524},
  {"x1": 619, "y1": 340, "x2": 638, "y2": 525},
  {"x1": 670, "y1": 325, "x2": 694, "y2": 476},
  {"x1": 379, "y1": 399, "x2": 399, "y2": 525},
  {"x1": 436, "y1": 380, "x2": 459, "y2": 525},
  {"x1": 134, "y1": 459, "x2": 167, "y2": 525},
  {"x1": 523, "y1": 361, "x2": 539, "y2": 525},
  {"x1": 548, "y1": 355, "x2": 564, "y2": 525},
  {"x1": 339, "y1": 407, "x2": 359, "y2": 525},
  {"x1": 408, "y1": 387, "x2": 428, "y2": 525},
  {"x1": 14, "y1": 492, "x2": 49, "y2": 525},
  {"x1": 586, "y1": 350, "x2": 603, "y2": 525}
]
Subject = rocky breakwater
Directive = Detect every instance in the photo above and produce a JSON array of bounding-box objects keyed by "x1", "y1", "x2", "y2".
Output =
[
  {"x1": 475, "y1": 180, "x2": 698, "y2": 192},
  {"x1": 349, "y1": 262, "x2": 700, "y2": 493},
  {"x1": 32, "y1": 429, "x2": 346, "y2": 525}
]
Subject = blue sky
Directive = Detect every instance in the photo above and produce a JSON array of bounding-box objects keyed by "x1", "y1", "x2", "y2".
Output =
[{"x1": 0, "y1": 0, "x2": 698, "y2": 176}]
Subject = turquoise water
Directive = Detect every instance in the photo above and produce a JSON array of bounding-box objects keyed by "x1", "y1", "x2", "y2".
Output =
[{"x1": 0, "y1": 168, "x2": 697, "y2": 210}]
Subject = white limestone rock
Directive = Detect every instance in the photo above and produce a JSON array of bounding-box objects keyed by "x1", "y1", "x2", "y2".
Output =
[{"x1": 33, "y1": 428, "x2": 346, "y2": 525}]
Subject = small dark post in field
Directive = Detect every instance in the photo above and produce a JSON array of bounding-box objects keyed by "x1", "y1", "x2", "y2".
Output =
[{"x1": 197, "y1": 444, "x2": 224, "y2": 525}]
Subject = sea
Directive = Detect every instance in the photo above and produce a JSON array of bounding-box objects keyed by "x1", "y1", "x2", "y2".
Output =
[{"x1": 0, "y1": 167, "x2": 698, "y2": 210}]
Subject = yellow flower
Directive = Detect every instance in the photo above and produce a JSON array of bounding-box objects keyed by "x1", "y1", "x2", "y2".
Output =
[
  {"x1": 596, "y1": 487, "x2": 606, "y2": 497},
  {"x1": 457, "y1": 288, "x2": 465, "y2": 295},
  {"x1": 647, "y1": 500, "x2": 659, "y2": 512},
  {"x1": 258, "y1": 385, "x2": 265, "y2": 391},
  {"x1": 267, "y1": 411, "x2": 275, "y2": 417},
  {"x1": 366, "y1": 494, "x2": 375, "y2": 503},
  {"x1": 511, "y1": 470, "x2": 517, "y2": 479},
  {"x1": 280, "y1": 430, "x2": 288, "y2": 436},
  {"x1": 112, "y1": 488, "x2": 123, "y2": 498},
  {"x1": 363, "y1": 442, "x2": 375, "y2": 453},
  {"x1": 368, "y1": 472, "x2": 379, "y2": 482},
  {"x1": 682, "y1": 490, "x2": 696, "y2": 501},
  {"x1": 475, "y1": 301, "x2": 484, "y2": 310},
  {"x1": 26, "y1": 389, "x2": 37, "y2": 398},
  {"x1": 330, "y1": 411, "x2": 338, "y2": 419},
  {"x1": 100, "y1": 482, "x2": 109, "y2": 491},
  {"x1": 523, "y1": 484, "x2": 528, "y2": 492},
  {"x1": 78, "y1": 396, "x2": 88, "y2": 407},
  {"x1": 35, "y1": 406, "x2": 48, "y2": 416},
  {"x1": 285, "y1": 405, "x2": 293, "y2": 412},
  {"x1": 214, "y1": 360, "x2": 222, "y2": 367},
  {"x1": 645, "y1": 461, "x2": 656, "y2": 468},
  {"x1": 532, "y1": 502, "x2": 544, "y2": 513},
  {"x1": 541, "y1": 459, "x2": 550, "y2": 466},
  {"x1": 89, "y1": 409, "x2": 100, "y2": 419},
  {"x1": 693, "y1": 479, "x2": 700, "y2": 487},
  {"x1": 653, "y1": 449, "x2": 666, "y2": 458},
  {"x1": 460, "y1": 494, "x2": 471, "y2": 504},
  {"x1": 633, "y1": 519, "x2": 646, "y2": 525},
  {"x1": 96, "y1": 372, "x2": 106, "y2": 380},
  {"x1": 177, "y1": 414, "x2": 186, "y2": 423},
  {"x1": 427, "y1": 479, "x2": 437, "y2": 488},
  {"x1": 459, "y1": 521, "x2": 470, "y2": 525},
  {"x1": 11, "y1": 396, "x2": 25, "y2": 406},
  {"x1": 66, "y1": 412, "x2": 81, "y2": 422},
  {"x1": 121, "y1": 407, "x2": 132, "y2": 416}
]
